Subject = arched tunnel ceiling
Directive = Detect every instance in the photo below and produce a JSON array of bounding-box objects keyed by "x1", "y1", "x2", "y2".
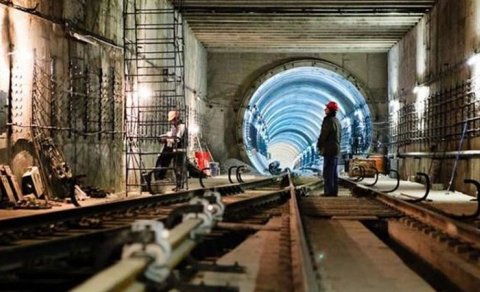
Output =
[
  {"x1": 177, "y1": 0, "x2": 437, "y2": 52},
  {"x1": 242, "y1": 66, "x2": 372, "y2": 173}
]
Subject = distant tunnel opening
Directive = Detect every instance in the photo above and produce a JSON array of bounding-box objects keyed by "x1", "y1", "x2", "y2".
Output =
[{"x1": 241, "y1": 62, "x2": 373, "y2": 175}]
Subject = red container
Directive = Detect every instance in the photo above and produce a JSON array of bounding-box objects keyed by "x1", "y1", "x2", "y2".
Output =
[{"x1": 195, "y1": 151, "x2": 210, "y2": 170}]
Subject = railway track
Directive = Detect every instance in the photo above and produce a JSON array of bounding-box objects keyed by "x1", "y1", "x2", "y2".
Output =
[
  {"x1": 299, "y1": 177, "x2": 480, "y2": 291},
  {"x1": 1, "y1": 173, "x2": 479, "y2": 291},
  {"x1": 0, "y1": 175, "x2": 294, "y2": 291}
]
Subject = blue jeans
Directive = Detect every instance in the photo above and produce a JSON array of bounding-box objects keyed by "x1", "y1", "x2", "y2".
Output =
[{"x1": 323, "y1": 156, "x2": 338, "y2": 196}]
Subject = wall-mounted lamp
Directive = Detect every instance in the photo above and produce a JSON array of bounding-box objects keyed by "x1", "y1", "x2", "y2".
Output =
[
  {"x1": 190, "y1": 123, "x2": 200, "y2": 135},
  {"x1": 137, "y1": 86, "x2": 152, "y2": 100},
  {"x1": 413, "y1": 84, "x2": 429, "y2": 94},
  {"x1": 467, "y1": 52, "x2": 480, "y2": 66},
  {"x1": 7, "y1": 49, "x2": 33, "y2": 61}
]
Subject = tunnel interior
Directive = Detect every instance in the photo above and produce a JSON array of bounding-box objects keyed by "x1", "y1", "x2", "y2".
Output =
[{"x1": 242, "y1": 66, "x2": 373, "y2": 174}]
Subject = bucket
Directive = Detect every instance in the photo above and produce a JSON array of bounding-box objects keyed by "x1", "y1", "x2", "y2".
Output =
[
  {"x1": 209, "y1": 162, "x2": 220, "y2": 177},
  {"x1": 369, "y1": 154, "x2": 385, "y2": 173},
  {"x1": 195, "y1": 151, "x2": 210, "y2": 170}
]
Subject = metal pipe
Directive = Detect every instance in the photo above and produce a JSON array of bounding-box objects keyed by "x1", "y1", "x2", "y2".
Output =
[
  {"x1": 166, "y1": 238, "x2": 196, "y2": 269},
  {"x1": 199, "y1": 167, "x2": 210, "y2": 188},
  {"x1": 358, "y1": 166, "x2": 365, "y2": 182},
  {"x1": 398, "y1": 150, "x2": 480, "y2": 158},
  {"x1": 71, "y1": 257, "x2": 149, "y2": 292},
  {"x1": 380, "y1": 169, "x2": 400, "y2": 193},
  {"x1": 448, "y1": 179, "x2": 480, "y2": 220},
  {"x1": 73, "y1": 218, "x2": 202, "y2": 292},
  {"x1": 352, "y1": 166, "x2": 364, "y2": 182},
  {"x1": 236, "y1": 166, "x2": 245, "y2": 183},
  {"x1": 168, "y1": 218, "x2": 202, "y2": 248},
  {"x1": 228, "y1": 166, "x2": 237, "y2": 183},
  {"x1": 364, "y1": 167, "x2": 379, "y2": 187},
  {"x1": 405, "y1": 172, "x2": 431, "y2": 203},
  {"x1": 448, "y1": 122, "x2": 469, "y2": 192}
]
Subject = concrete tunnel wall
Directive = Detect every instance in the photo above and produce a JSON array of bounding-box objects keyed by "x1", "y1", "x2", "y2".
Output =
[
  {"x1": 388, "y1": 0, "x2": 480, "y2": 195},
  {"x1": 0, "y1": 0, "x2": 207, "y2": 195},
  {"x1": 205, "y1": 53, "x2": 388, "y2": 171},
  {"x1": 0, "y1": 0, "x2": 125, "y2": 195}
]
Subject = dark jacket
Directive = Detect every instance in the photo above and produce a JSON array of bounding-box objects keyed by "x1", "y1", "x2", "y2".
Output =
[{"x1": 317, "y1": 114, "x2": 341, "y2": 156}]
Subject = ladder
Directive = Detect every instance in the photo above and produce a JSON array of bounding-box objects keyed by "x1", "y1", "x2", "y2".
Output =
[{"x1": 123, "y1": 0, "x2": 186, "y2": 195}]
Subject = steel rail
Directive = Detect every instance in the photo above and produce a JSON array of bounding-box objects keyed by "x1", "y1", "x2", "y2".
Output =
[
  {"x1": 287, "y1": 174, "x2": 319, "y2": 292},
  {"x1": 0, "y1": 176, "x2": 284, "y2": 234},
  {"x1": 341, "y1": 178, "x2": 480, "y2": 248},
  {"x1": 0, "y1": 191, "x2": 197, "y2": 233},
  {"x1": 376, "y1": 193, "x2": 480, "y2": 247}
]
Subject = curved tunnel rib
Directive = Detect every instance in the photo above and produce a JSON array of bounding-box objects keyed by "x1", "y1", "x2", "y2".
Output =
[{"x1": 243, "y1": 66, "x2": 373, "y2": 174}]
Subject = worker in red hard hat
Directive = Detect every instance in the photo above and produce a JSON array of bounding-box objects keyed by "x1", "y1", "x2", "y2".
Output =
[
  {"x1": 317, "y1": 101, "x2": 342, "y2": 196},
  {"x1": 326, "y1": 101, "x2": 339, "y2": 112}
]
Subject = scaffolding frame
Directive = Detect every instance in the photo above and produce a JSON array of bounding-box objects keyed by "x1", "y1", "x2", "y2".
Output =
[{"x1": 124, "y1": 0, "x2": 187, "y2": 195}]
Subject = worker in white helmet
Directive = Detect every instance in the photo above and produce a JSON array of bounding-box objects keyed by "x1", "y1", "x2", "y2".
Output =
[{"x1": 144, "y1": 110, "x2": 186, "y2": 190}]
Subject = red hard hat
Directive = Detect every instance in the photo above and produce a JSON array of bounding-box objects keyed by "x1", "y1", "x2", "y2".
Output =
[{"x1": 326, "y1": 101, "x2": 339, "y2": 111}]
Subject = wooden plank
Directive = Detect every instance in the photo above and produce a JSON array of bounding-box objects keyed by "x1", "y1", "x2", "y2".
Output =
[
  {"x1": 2, "y1": 165, "x2": 24, "y2": 201},
  {"x1": 0, "y1": 175, "x2": 16, "y2": 203}
]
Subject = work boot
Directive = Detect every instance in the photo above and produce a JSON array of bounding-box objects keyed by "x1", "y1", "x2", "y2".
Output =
[{"x1": 142, "y1": 172, "x2": 152, "y2": 187}]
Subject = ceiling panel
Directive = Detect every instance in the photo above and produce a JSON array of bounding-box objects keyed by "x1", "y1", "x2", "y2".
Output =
[{"x1": 176, "y1": 0, "x2": 437, "y2": 52}]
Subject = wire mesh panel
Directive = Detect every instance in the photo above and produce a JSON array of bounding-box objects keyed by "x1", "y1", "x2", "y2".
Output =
[
  {"x1": 124, "y1": 0, "x2": 187, "y2": 194},
  {"x1": 390, "y1": 79, "x2": 480, "y2": 147},
  {"x1": 31, "y1": 54, "x2": 123, "y2": 199}
]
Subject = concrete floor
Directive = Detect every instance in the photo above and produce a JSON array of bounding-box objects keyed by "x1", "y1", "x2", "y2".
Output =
[
  {"x1": 352, "y1": 175, "x2": 474, "y2": 202},
  {"x1": 305, "y1": 218, "x2": 434, "y2": 292},
  {"x1": 345, "y1": 175, "x2": 478, "y2": 216}
]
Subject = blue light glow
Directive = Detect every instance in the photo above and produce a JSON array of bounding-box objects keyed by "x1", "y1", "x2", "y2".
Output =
[{"x1": 242, "y1": 66, "x2": 372, "y2": 174}]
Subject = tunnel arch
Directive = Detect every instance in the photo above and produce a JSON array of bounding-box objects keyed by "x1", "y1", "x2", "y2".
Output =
[{"x1": 237, "y1": 59, "x2": 375, "y2": 174}]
